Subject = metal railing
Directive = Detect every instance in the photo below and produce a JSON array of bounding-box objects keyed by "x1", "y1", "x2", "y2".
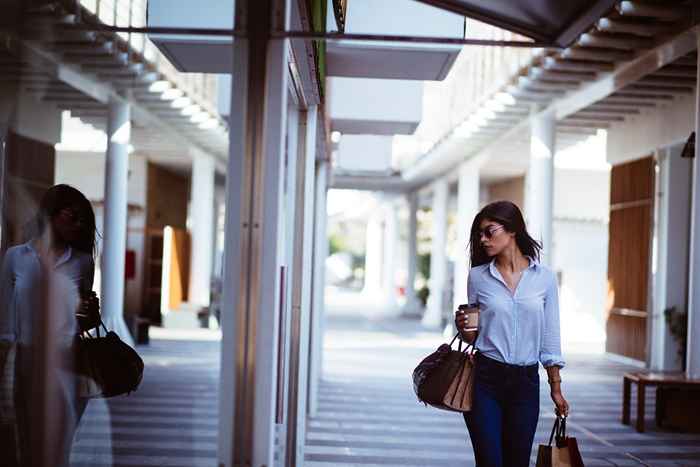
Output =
[{"x1": 395, "y1": 21, "x2": 538, "y2": 170}]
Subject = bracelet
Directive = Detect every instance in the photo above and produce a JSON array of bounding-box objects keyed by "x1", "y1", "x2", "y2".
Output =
[{"x1": 548, "y1": 378, "x2": 562, "y2": 384}]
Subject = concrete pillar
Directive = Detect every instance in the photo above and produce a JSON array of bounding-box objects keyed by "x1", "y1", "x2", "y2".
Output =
[
  {"x1": 363, "y1": 206, "x2": 383, "y2": 293},
  {"x1": 363, "y1": 198, "x2": 399, "y2": 314},
  {"x1": 453, "y1": 160, "x2": 480, "y2": 310},
  {"x1": 381, "y1": 202, "x2": 398, "y2": 295},
  {"x1": 101, "y1": 97, "x2": 133, "y2": 345},
  {"x1": 650, "y1": 147, "x2": 692, "y2": 372},
  {"x1": 402, "y1": 192, "x2": 422, "y2": 315},
  {"x1": 525, "y1": 111, "x2": 556, "y2": 265},
  {"x1": 423, "y1": 179, "x2": 448, "y2": 328},
  {"x1": 308, "y1": 160, "x2": 328, "y2": 417},
  {"x1": 188, "y1": 150, "x2": 215, "y2": 307},
  {"x1": 687, "y1": 44, "x2": 700, "y2": 380}
]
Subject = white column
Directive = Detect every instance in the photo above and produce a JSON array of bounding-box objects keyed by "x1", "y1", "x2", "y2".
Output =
[
  {"x1": 650, "y1": 148, "x2": 692, "y2": 372},
  {"x1": 308, "y1": 160, "x2": 328, "y2": 417},
  {"x1": 402, "y1": 192, "x2": 422, "y2": 315},
  {"x1": 525, "y1": 111, "x2": 556, "y2": 265},
  {"x1": 188, "y1": 150, "x2": 215, "y2": 308},
  {"x1": 453, "y1": 160, "x2": 480, "y2": 310},
  {"x1": 423, "y1": 179, "x2": 448, "y2": 328},
  {"x1": 687, "y1": 44, "x2": 700, "y2": 379},
  {"x1": 101, "y1": 97, "x2": 133, "y2": 345},
  {"x1": 363, "y1": 206, "x2": 383, "y2": 293},
  {"x1": 380, "y1": 200, "x2": 399, "y2": 314}
]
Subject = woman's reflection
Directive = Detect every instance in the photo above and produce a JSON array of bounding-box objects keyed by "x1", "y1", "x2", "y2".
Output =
[{"x1": 0, "y1": 184, "x2": 99, "y2": 467}]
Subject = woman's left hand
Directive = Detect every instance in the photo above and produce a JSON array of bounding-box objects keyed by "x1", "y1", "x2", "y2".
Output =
[{"x1": 550, "y1": 388, "x2": 570, "y2": 417}]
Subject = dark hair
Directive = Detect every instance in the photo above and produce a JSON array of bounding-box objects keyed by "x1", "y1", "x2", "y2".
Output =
[
  {"x1": 468, "y1": 200, "x2": 541, "y2": 267},
  {"x1": 25, "y1": 184, "x2": 98, "y2": 256}
]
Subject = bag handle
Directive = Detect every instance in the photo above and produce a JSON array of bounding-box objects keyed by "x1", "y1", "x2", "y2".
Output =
[
  {"x1": 80, "y1": 316, "x2": 109, "y2": 339},
  {"x1": 548, "y1": 415, "x2": 568, "y2": 447},
  {"x1": 449, "y1": 333, "x2": 477, "y2": 354}
]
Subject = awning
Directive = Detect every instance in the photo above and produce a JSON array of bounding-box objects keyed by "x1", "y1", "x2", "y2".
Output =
[{"x1": 414, "y1": 0, "x2": 619, "y2": 47}]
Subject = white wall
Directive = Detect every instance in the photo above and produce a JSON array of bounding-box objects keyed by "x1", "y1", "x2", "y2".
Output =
[
  {"x1": 55, "y1": 151, "x2": 148, "y2": 316},
  {"x1": 336, "y1": 135, "x2": 393, "y2": 172},
  {"x1": 553, "y1": 219, "x2": 608, "y2": 350},
  {"x1": 606, "y1": 93, "x2": 695, "y2": 165},
  {"x1": 327, "y1": 77, "x2": 422, "y2": 135},
  {"x1": 553, "y1": 168, "x2": 610, "y2": 222},
  {"x1": 550, "y1": 167, "x2": 610, "y2": 350}
]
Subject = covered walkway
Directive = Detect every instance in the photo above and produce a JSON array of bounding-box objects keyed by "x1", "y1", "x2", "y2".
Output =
[{"x1": 306, "y1": 312, "x2": 700, "y2": 467}]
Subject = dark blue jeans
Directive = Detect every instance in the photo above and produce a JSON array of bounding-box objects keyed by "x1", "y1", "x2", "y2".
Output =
[{"x1": 463, "y1": 353, "x2": 540, "y2": 467}]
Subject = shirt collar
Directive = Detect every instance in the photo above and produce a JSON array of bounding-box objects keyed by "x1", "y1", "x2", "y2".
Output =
[
  {"x1": 488, "y1": 256, "x2": 539, "y2": 277},
  {"x1": 24, "y1": 241, "x2": 73, "y2": 269}
]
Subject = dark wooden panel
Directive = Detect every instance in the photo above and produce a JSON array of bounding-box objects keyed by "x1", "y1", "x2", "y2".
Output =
[
  {"x1": 607, "y1": 206, "x2": 651, "y2": 311},
  {"x1": 606, "y1": 312, "x2": 647, "y2": 361},
  {"x1": 1, "y1": 131, "x2": 55, "y2": 252},
  {"x1": 605, "y1": 155, "x2": 653, "y2": 361},
  {"x1": 5, "y1": 132, "x2": 55, "y2": 186},
  {"x1": 609, "y1": 157, "x2": 654, "y2": 206},
  {"x1": 146, "y1": 163, "x2": 189, "y2": 229}
]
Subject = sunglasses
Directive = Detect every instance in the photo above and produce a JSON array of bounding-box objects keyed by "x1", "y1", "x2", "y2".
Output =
[
  {"x1": 58, "y1": 208, "x2": 86, "y2": 226},
  {"x1": 478, "y1": 225, "x2": 504, "y2": 239}
]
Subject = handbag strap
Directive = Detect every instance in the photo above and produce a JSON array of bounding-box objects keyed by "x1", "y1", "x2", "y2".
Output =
[
  {"x1": 449, "y1": 333, "x2": 477, "y2": 354},
  {"x1": 548, "y1": 416, "x2": 567, "y2": 446},
  {"x1": 80, "y1": 317, "x2": 109, "y2": 339},
  {"x1": 548, "y1": 417, "x2": 559, "y2": 446}
]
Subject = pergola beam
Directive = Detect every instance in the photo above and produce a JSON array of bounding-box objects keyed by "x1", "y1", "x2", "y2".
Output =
[
  {"x1": 579, "y1": 32, "x2": 654, "y2": 50},
  {"x1": 617, "y1": 1, "x2": 689, "y2": 21},
  {"x1": 550, "y1": 25, "x2": 699, "y2": 120}
]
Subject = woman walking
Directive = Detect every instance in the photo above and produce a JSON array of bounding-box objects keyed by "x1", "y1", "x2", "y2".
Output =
[
  {"x1": 0, "y1": 184, "x2": 99, "y2": 467},
  {"x1": 455, "y1": 201, "x2": 569, "y2": 467}
]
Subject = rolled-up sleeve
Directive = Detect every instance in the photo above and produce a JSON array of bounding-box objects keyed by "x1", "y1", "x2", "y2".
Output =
[{"x1": 540, "y1": 273, "x2": 565, "y2": 368}]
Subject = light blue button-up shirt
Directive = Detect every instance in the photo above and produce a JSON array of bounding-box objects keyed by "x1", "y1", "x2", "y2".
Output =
[{"x1": 468, "y1": 257, "x2": 565, "y2": 368}]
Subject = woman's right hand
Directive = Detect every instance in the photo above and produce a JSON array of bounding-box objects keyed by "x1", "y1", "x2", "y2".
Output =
[{"x1": 454, "y1": 310, "x2": 477, "y2": 344}]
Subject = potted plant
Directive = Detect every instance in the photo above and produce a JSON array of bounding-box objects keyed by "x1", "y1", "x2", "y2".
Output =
[{"x1": 663, "y1": 305, "x2": 688, "y2": 370}]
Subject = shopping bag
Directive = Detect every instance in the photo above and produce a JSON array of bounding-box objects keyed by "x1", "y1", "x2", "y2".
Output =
[{"x1": 536, "y1": 416, "x2": 585, "y2": 467}]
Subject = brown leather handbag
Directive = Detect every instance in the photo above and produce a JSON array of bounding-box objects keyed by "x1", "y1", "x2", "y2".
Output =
[{"x1": 412, "y1": 334, "x2": 476, "y2": 412}]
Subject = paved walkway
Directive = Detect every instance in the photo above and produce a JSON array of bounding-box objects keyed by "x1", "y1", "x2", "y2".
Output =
[
  {"x1": 70, "y1": 328, "x2": 220, "y2": 467},
  {"x1": 65, "y1": 313, "x2": 700, "y2": 467},
  {"x1": 305, "y1": 314, "x2": 700, "y2": 467}
]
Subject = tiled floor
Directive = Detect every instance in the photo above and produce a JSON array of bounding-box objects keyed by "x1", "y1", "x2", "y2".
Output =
[
  {"x1": 305, "y1": 314, "x2": 700, "y2": 467},
  {"x1": 67, "y1": 314, "x2": 700, "y2": 467},
  {"x1": 70, "y1": 329, "x2": 220, "y2": 467}
]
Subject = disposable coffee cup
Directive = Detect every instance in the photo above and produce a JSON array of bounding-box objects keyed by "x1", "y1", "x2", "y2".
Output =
[{"x1": 458, "y1": 303, "x2": 479, "y2": 331}]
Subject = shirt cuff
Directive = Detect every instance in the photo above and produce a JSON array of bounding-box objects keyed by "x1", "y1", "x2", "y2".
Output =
[{"x1": 540, "y1": 353, "x2": 565, "y2": 369}]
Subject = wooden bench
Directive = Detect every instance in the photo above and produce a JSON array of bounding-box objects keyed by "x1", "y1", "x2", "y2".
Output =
[{"x1": 622, "y1": 372, "x2": 700, "y2": 433}]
